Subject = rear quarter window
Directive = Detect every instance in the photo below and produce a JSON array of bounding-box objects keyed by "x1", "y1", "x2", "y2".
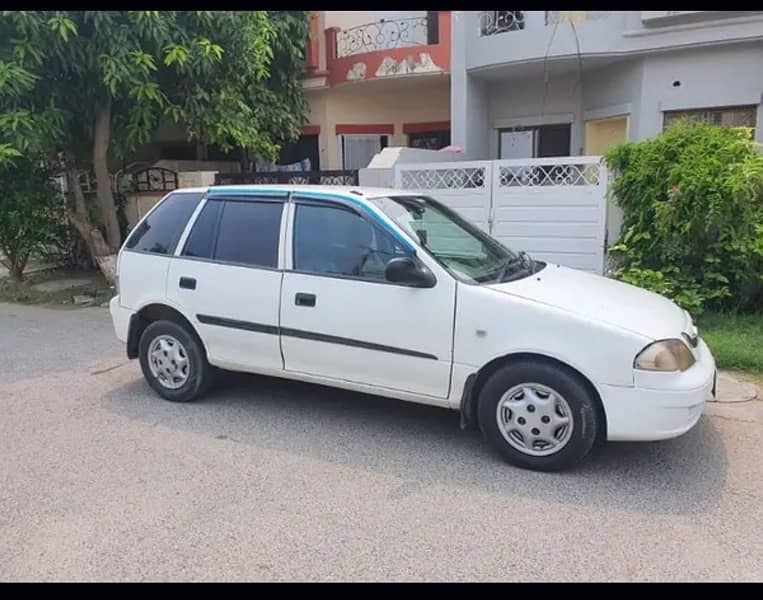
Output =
[{"x1": 125, "y1": 192, "x2": 203, "y2": 255}]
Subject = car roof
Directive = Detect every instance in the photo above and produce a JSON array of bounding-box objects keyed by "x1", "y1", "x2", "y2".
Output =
[{"x1": 173, "y1": 184, "x2": 419, "y2": 202}]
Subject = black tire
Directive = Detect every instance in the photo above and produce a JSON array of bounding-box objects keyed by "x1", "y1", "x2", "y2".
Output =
[
  {"x1": 477, "y1": 359, "x2": 600, "y2": 472},
  {"x1": 138, "y1": 319, "x2": 213, "y2": 403}
]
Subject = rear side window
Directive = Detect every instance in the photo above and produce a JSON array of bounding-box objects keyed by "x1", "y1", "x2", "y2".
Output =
[
  {"x1": 213, "y1": 200, "x2": 283, "y2": 268},
  {"x1": 182, "y1": 200, "x2": 222, "y2": 259},
  {"x1": 125, "y1": 192, "x2": 203, "y2": 255}
]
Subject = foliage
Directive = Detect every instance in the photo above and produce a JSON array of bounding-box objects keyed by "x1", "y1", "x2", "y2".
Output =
[
  {"x1": 0, "y1": 11, "x2": 310, "y2": 251},
  {"x1": 699, "y1": 311, "x2": 763, "y2": 375},
  {"x1": 1, "y1": 11, "x2": 309, "y2": 160},
  {"x1": 605, "y1": 120, "x2": 763, "y2": 315},
  {"x1": 0, "y1": 156, "x2": 66, "y2": 280}
]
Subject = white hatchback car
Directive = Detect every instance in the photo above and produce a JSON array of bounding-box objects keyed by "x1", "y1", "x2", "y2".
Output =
[{"x1": 110, "y1": 185, "x2": 716, "y2": 471}]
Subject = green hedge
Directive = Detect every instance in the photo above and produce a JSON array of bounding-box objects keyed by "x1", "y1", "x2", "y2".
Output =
[
  {"x1": 605, "y1": 120, "x2": 763, "y2": 315},
  {"x1": 0, "y1": 158, "x2": 66, "y2": 281}
]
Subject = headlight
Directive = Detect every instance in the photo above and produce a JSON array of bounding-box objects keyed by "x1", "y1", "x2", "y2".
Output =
[{"x1": 634, "y1": 339, "x2": 696, "y2": 372}]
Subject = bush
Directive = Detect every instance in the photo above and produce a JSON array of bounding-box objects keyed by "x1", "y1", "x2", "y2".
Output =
[
  {"x1": 605, "y1": 120, "x2": 763, "y2": 315},
  {"x1": 0, "y1": 158, "x2": 67, "y2": 281}
]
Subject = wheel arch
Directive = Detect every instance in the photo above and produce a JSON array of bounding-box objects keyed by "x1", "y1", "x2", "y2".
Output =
[
  {"x1": 460, "y1": 352, "x2": 607, "y2": 442},
  {"x1": 127, "y1": 303, "x2": 207, "y2": 360}
]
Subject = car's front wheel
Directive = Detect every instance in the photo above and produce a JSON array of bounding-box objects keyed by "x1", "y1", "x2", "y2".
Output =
[
  {"x1": 138, "y1": 320, "x2": 212, "y2": 402},
  {"x1": 477, "y1": 359, "x2": 601, "y2": 471}
]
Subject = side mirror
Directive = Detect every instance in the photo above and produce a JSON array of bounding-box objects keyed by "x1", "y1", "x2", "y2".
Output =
[{"x1": 385, "y1": 256, "x2": 436, "y2": 288}]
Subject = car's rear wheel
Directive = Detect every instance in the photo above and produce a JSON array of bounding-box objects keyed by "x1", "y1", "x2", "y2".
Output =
[
  {"x1": 138, "y1": 320, "x2": 212, "y2": 402},
  {"x1": 477, "y1": 359, "x2": 600, "y2": 471}
]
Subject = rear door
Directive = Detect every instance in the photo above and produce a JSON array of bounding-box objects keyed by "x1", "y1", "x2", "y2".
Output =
[
  {"x1": 166, "y1": 193, "x2": 287, "y2": 373},
  {"x1": 119, "y1": 191, "x2": 204, "y2": 311}
]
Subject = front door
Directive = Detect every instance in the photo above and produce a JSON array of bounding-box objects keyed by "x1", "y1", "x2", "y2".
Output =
[
  {"x1": 167, "y1": 193, "x2": 287, "y2": 373},
  {"x1": 279, "y1": 196, "x2": 455, "y2": 399},
  {"x1": 584, "y1": 115, "x2": 629, "y2": 155}
]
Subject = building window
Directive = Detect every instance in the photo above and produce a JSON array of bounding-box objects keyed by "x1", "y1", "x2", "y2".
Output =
[
  {"x1": 408, "y1": 130, "x2": 451, "y2": 151},
  {"x1": 663, "y1": 105, "x2": 757, "y2": 135},
  {"x1": 278, "y1": 134, "x2": 320, "y2": 171},
  {"x1": 499, "y1": 124, "x2": 572, "y2": 159},
  {"x1": 339, "y1": 135, "x2": 389, "y2": 170},
  {"x1": 480, "y1": 11, "x2": 525, "y2": 36},
  {"x1": 158, "y1": 142, "x2": 197, "y2": 161}
]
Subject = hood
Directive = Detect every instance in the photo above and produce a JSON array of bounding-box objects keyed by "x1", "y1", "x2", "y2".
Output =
[{"x1": 487, "y1": 264, "x2": 689, "y2": 341}]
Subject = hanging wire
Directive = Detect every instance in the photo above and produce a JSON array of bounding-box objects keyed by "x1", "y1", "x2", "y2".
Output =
[{"x1": 540, "y1": 20, "x2": 560, "y2": 119}]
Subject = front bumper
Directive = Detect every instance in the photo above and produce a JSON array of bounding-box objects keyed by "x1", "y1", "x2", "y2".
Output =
[
  {"x1": 109, "y1": 295, "x2": 134, "y2": 344},
  {"x1": 600, "y1": 338, "x2": 716, "y2": 442}
]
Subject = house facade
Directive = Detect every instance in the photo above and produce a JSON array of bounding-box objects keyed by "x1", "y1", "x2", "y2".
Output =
[
  {"x1": 298, "y1": 11, "x2": 452, "y2": 171},
  {"x1": 451, "y1": 11, "x2": 763, "y2": 160}
]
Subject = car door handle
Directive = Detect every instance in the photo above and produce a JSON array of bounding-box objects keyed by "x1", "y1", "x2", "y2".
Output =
[
  {"x1": 179, "y1": 277, "x2": 196, "y2": 290},
  {"x1": 295, "y1": 292, "x2": 316, "y2": 307}
]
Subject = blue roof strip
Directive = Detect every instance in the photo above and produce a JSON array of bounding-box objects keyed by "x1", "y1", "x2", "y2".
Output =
[{"x1": 207, "y1": 187, "x2": 289, "y2": 198}]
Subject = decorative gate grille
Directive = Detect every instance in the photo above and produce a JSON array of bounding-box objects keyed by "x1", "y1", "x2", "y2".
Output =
[
  {"x1": 214, "y1": 170, "x2": 359, "y2": 186},
  {"x1": 395, "y1": 156, "x2": 607, "y2": 274}
]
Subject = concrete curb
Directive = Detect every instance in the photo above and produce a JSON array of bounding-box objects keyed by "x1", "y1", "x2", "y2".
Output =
[{"x1": 708, "y1": 370, "x2": 760, "y2": 403}]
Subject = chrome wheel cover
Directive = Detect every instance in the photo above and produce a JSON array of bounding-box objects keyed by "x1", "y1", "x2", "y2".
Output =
[
  {"x1": 496, "y1": 383, "x2": 574, "y2": 457},
  {"x1": 147, "y1": 335, "x2": 190, "y2": 390}
]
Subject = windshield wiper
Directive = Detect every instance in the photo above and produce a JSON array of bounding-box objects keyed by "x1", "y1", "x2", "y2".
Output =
[{"x1": 494, "y1": 251, "x2": 535, "y2": 283}]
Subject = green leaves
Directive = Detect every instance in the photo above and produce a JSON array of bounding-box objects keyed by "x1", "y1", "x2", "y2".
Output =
[
  {"x1": 605, "y1": 120, "x2": 763, "y2": 313},
  {"x1": 47, "y1": 13, "x2": 77, "y2": 42},
  {"x1": 163, "y1": 44, "x2": 189, "y2": 67},
  {"x1": 0, "y1": 60, "x2": 38, "y2": 97},
  {"x1": 0, "y1": 143, "x2": 22, "y2": 166},
  {"x1": 195, "y1": 37, "x2": 223, "y2": 61},
  {"x1": 131, "y1": 50, "x2": 157, "y2": 73},
  {"x1": 0, "y1": 9, "x2": 310, "y2": 187},
  {"x1": 0, "y1": 156, "x2": 66, "y2": 279}
]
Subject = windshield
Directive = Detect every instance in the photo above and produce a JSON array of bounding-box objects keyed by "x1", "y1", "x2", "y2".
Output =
[{"x1": 372, "y1": 195, "x2": 538, "y2": 284}]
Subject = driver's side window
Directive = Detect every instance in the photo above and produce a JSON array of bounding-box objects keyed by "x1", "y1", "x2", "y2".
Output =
[{"x1": 292, "y1": 202, "x2": 407, "y2": 281}]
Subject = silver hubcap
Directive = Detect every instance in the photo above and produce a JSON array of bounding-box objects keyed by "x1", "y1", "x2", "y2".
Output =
[
  {"x1": 496, "y1": 383, "x2": 573, "y2": 457},
  {"x1": 147, "y1": 335, "x2": 190, "y2": 390}
]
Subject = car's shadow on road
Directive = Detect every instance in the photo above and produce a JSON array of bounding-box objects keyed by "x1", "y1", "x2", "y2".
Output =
[{"x1": 103, "y1": 369, "x2": 728, "y2": 516}]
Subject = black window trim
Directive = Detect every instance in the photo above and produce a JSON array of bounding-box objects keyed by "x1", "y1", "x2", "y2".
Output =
[{"x1": 288, "y1": 195, "x2": 435, "y2": 288}]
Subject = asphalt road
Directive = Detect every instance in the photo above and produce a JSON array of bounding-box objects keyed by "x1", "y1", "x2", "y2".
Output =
[{"x1": 1, "y1": 302, "x2": 762, "y2": 582}]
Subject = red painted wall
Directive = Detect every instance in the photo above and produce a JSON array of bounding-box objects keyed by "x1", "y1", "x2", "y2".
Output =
[{"x1": 324, "y1": 12, "x2": 451, "y2": 87}]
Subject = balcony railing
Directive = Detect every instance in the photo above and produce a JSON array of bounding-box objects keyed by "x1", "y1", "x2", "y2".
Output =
[
  {"x1": 480, "y1": 11, "x2": 525, "y2": 36},
  {"x1": 545, "y1": 11, "x2": 609, "y2": 25},
  {"x1": 214, "y1": 170, "x2": 359, "y2": 186},
  {"x1": 335, "y1": 14, "x2": 435, "y2": 58}
]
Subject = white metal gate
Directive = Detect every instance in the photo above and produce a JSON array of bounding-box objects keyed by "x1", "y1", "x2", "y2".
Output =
[{"x1": 394, "y1": 156, "x2": 607, "y2": 274}]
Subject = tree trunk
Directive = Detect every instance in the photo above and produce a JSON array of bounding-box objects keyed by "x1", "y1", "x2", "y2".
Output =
[
  {"x1": 9, "y1": 257, "x2": 26, "y2": 282},
  {"x1": 65, "y1": 166, "x2": 117, "y2": 284},
  {"x1": 93, "y1": 98, "x2": 121, "y2": 252},
  {"x1": 2, "y1": 249, "x2": 27, "y2": 282},
  {"x1": 239, "y1": 148, "x2": 251, "y2": 174}
]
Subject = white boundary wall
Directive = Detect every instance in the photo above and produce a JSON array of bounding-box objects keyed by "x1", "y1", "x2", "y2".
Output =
[{"x1": 394, "y1": 156, "x2": 608, "y2": 274}]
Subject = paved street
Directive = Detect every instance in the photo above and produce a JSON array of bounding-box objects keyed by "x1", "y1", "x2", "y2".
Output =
[{"x1": 1, "y1": 302, "x2": 762, "y2": 582}]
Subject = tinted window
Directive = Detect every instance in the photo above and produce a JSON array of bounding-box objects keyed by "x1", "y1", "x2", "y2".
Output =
[
  {"x1": 182, "y1": 200, "x2": 222, "y2": 259},
  {"x1": 214, "y1": 200, "x2": 283, "y2": 268},
  {"x1": 125, "y1": 192, "x2": 203, "y2": 255},
  {"x1": 293, "y1": 203, "x2": 407, "y2": 280}
]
